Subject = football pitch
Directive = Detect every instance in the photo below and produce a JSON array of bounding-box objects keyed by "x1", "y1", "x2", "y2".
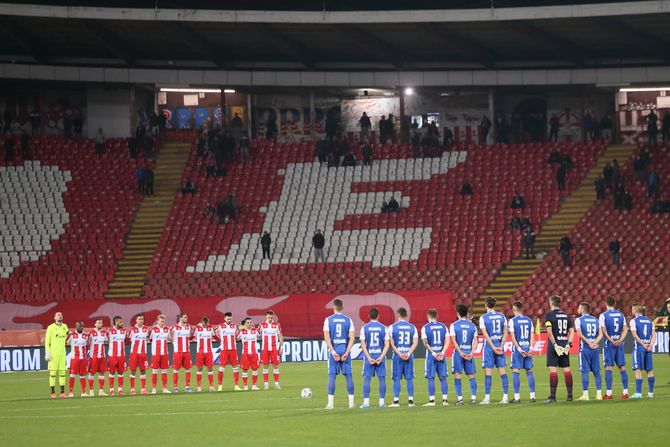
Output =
[{"x1": 1, "y1": 355, "x2": 669, "y2": 446}]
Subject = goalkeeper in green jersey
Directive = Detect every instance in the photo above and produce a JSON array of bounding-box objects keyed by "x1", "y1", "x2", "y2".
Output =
[{"x1": 45, "y1": 312, "x2": 69, "y2": 398}]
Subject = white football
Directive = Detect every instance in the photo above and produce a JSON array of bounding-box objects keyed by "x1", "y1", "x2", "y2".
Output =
[{"x1": 301, "y1": 388, "x2": 312, "y2": 399}]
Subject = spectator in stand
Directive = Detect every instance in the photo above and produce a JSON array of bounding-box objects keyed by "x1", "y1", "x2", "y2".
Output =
[
  {"x1": 317, "y1": 138, "x2": 329, "y2": 163},
  {"x1": 601, "y1": 114, "x2": 613, "y2": 141},
  {"x1": 611, "y1": 159, "x2": 621, "y2": 189},
  {"x1": 633, "y1": 154, "x2": 646, "y2": 183},
  {"x1": 144, "y1": 167, "x2": 154, "y2": 196},
  {"x1": 647, "y1": 170, "x2": 660, "y2": 197},
  {"x1": 181, "y1": 179, "x2": 196, "y2": 195},
  {"x1": 480, "y1": 116, "x2": 491, "y2": 144},
  {"x1": 556, "y1": 165, "x2": 567, "y2": 191},
  {"x1": 387, "y1": 115, "x2": 395, "y2": 143},
  {"x1": 523, "y1": 227, "x2": 536, "y2": 259},
  {"x1": 197, "y1": 131, "x2": 208, "y2": 157},
  {"x1": 495, "y1": 115, "x2": 508, "y2": 144},
  {"x1": 510, "y1": 193, "x2": 525, "y2": 210},
  {"x1": 149, "y1": 112, "x2": 159, "y2": 136},
  {"x1": 312, "y1": 230, "x2": 326, "y2": 263},
  {"x1": 362, "y1": 141, "x2": 373, "y2": 166},
  {"x1": 261, "y1": 231, "x2": 272, "y2": 260},
  {"x1": 265, "y1": 116, "x2": 278, "y2": 141},
  {"x1": 95, "y1": 128, "x2": 105, "y2": 155},
  {"x1": 359, "y1": 112, "x2": 371, "y2": 142},
  {"x1": 379, "y1": 115, "x2": 388, "y2": 145},
  {"x1": 135, "y1": 165, "x2": 145, "y2": 195},
  {"x1": 72, "y1": 112, "x2": 84, "y2": 138},
  {"x1": 509, "y1": 216, "x2": 522, "y2": 231},
  {"x1": 592, "y1": 117, "x2": 602, "y2": 141},
  {"x1": 231, "y1": 113, "x2": 243, "y2": 147},
  {"x1": 583, "y1": 112, "x2": 594, "y2": 141},
  {"x1": 520, "y1": 216, "x2": 531, "y2": 231},
  {"x1": 387, "y1": 197, "x2": 400, "y2": 213},
  {"x1": 647, "y1": 110, "x2": 658, "y2": 148},
  {"x1": 614, "y1": 184, "x2": 625, "y2": 212},
  {"x1": 3, "y1": 131, "x2": 15, "y2": 161},
  {"x1": 341, "y1": 152, "x2": 356, "y2": 167},
  {"x1": 609, "y1": 238, "x2": 621, "y2": 266},
  {"x1": 225, "y1": 194, "x2": 238, "y2": 219},
  {"x1": 595, "y1": 175, "x2": 606, "y2": 200},
  {"x1": 2, "y1": 109, "x2": 11, "y2": 134},
  {"x1": 239, "y1": 133, "x2": 250, "y2": 164},
  {"x1": 222, "y1": 131, "x2": 235, "y2": 162},
  {"x1": 662, "y1": 111, "x2": 670, "y2": 143},
  {"x1": 128, "y1": 136, "x2": 138, "y2": 158},
  {"x1": 216, "y1": 199, "x2": 228, "y2": 224},
  {"x1": 411, "y1": 131, "x2": 421, "y2": 158},
  {"x1": 63, "y1": 114, "x2": 73, "y2": 140},
  {"x1": 20, "y1": 129, "x2": 30, "y2": 159},
  {"x1": 603, "y1": 162, "x2": 614, "y2": 189},
  {"x1": 158, "y1": 111, "x2": 167, "y2": 140},
  {"x1": 549, "y1": 113, "x2": 560, "y2": 142},
  {"x1": 28, "y1": 108, "x2": 41, "y2": 135},
  {"x1": 460, "y1": 181, "x2": 473, "y2": 196},
  {"x1": 623, "y1": 189, "x2": 633, "y2": 211},
  {"x1": 443, "y1": 127, "x2": 454, "y2": 146},
  {"x1": 559, "y1": 236, "x2": 573, "y2": 267}
]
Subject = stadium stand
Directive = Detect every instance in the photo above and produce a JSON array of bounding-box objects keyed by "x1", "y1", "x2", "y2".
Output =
[{"x1": 0, "y1": 134, "x2": 143, "y2": 302}]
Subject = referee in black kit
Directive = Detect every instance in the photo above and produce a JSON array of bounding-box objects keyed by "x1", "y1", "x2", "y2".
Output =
[{"x1": 544, "y1": 295, "x2": 575, "y2": 402}]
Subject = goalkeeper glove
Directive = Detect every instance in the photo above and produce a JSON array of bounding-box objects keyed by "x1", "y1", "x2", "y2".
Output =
[{"x1": 45, "y1": 352, "x2": 52, "y2": 362}]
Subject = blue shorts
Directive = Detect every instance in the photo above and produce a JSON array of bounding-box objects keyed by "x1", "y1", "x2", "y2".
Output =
[
  {"x1": 602, "y1": 342, "x2": 626, "y2": 367},
  {"x1": 391, "y1": 355, "x2": 414, "y2": 380},
  {"x1": 632, "y1": 347, "x2": 653, "y2": 371},
  {"x1": 362, "y1": 359, "x2": 387, "y2": 378},
  {"x1": 510, "y1": 351, "x2": 534, "y2": 370},
  {"x1": 482, "y1": 345, "x2": 507, "y2": 369},
  {"x1": 579, "y1": 348, "x2": 600, "y2": 373},
  {"x1": 328, "y1": 353, "x2": 352, "y2": 376},
  {"x1": 424, "y1": 354, "x2": 448, "y2": 379},
  {"x1": 451, "y1": 353, "x2": 476, "y2": 376}
]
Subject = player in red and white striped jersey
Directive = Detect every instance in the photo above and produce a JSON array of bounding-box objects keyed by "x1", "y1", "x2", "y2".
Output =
[
  {"x1": 171, "y1": 313, "x2": 193, "y2": 392},
  {"x1": 66, "y1": 321, "x2": 89, "y2": 398},
  {"x1": 259, "y1": 310, "x2": 284, "y2": 390},
  {"x1": 238, "y1": 317, "x2": 261, "y2": 390},
  {"x1": 194, "y1": 316, "x2": 216, "y2": 392},
  {"x1": 150, "y1": 314, "x2": 171, "y2": 394},
  {"x1": 215, "y1": 312, "x2": 241, "y2": 391},
  {"x1": 87, "y1": 318, "x2": 107, "y2": 396},
  {"x1": 107, "y1": 316, "x2": 128, "y2": 396},
  {"x1": 128, "y1": 313, "x2": 151, "y2": 395}
]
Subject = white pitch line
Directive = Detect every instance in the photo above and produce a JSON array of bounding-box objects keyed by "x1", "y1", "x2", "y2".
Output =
[{"x1": 0, "y1": 407, "x2": 323, "y2": 419}]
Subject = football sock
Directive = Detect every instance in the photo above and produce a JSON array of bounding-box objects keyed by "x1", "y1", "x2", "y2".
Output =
[
  {"x1": 218, "y1": 368, "x2": 224, "y2": 385},
  {"x1": 242, "y1": 372, "x2": 248, "y2": 386},
  {"x1": 252, "y1": 372, "x2": 258, "y2": 385},
  {"x1": 79, "y1": 377, "x2": 86, "y2": 393},
  {"x1": 469, "y1": 378, "x2": 477, "y2": 398},
  {"x1": 88, "y1": 374, "x2": 94, "y2": 390},
  {"x1": 60, "y1": 385, "x2": 65, "y2": 394},
  {"x1": 117, "y1": 376, "x2": 124, "y2": 390},
  {"x1": 161, "y1": 370, "x2": 168, "y2": 388},
  {"x1": 327, "y1": 395, "x2": 334, "y2": 406},
  {"x1": 263, "y1": 368, "x2": 269, "y2": 384},
  {"x1": 99, "y1": 377, "x2": 105, "y2": 390},
  {"x1": 501, "y1": 373, "x2": 509, "y2": 394},
  {"x1": 273, "y1": 368, "x2": 279, "y2": 384},
  {"x1": 379, "y1": 377, "x2": 387, "y2": 400},
  {"x1": 594, "y1": 371, "x2": 602, "y2": 391},
  {"x1": 152, "y1": 372, "x2": 158, "y2": 389},
  {"x1": 348, "y1": 394, "x2": 355, "y2": 407},
  {"x1": 454, "y1": 378, "x2": 462, "y2": 399},
  {"x1": 393, "y1": 379, "x2": 401, "y2": 399},
  {"x1": 439, "y1": 376, "x2": 448, "y2": 396},
  {"x1": 345, "y1": 374, "x2": 355, "y2": 396},
  {"x1": 173, "y1": 372, "x2": 179, "y2": 388},
  {"x1": 549, "y1": 372, "x2": 558, "y2": 398},
  {"x1": 407, "y1": 379, "x2": 414, "y2": 399},
  {"x1": 49, "y1": 370, "x2": 56, "y2": 387},
  {"x1": 564, "y1": 371, "x2": 573, "y2": 397},
  {"x1": 50, "y1": 386, "x2": 55, "y2": 394},
  {"x1": 513, "y1": 372, "x2": 521, "y2": 394},
  {"x1": 620, "y1": 370, "x2": 629, "y2": 392},
  {"x1": 581, "y1": 373, "x2": 589, "y2": 392},
  {"x1": 484, "y1": 375, "x2": 492, "y2": 397},
  {"x1": 363, "y1": 376, "x2": 371, "y2": 399},
  {"x1": 635, "y1": 378, "x2": 643, "y2": 394},
  {"x1": 208, "y1": 371, "x2": 214, "y2": 386},
  {"x1": 185, "y1": 372, "x2": 191, "y2": 387},
  {"x1": 427, "y1": 379, "x2": 435, "y2": 399},
  {"x1": 648, "y1": 376, "x2": 655, "y2": 393},
  {"x1": 140, "y1": 374, "x2": 146, "y2": 390},
  {"x1": 363, "y1": 397, "x2": 370, "y2": 405},
  {"x1": 69, "y1": 375, "x2": 75, "y2": 393},
  {"x1": 233, "y1": 368, "x2": 240, "y2": 385},
  {"x1": 605, "y1": 370, "x2": 613, "y2": 392},
  {"x1": 196, "y1": 372, "x2": 202, "y2": 387},
  {"x1": 327, "y1": 374, "x2": 336, "y2": 395},
  {"x1": 109, "y1": 377, "x2": 115, "y2": 390},
  {"x1": 527, "y1": 371, "x2": 536, "y2": 395}
]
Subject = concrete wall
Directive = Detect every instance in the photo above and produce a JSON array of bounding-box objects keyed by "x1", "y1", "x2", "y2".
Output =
[{"x1": 86, "y1": 86, "x2": 132, "y2": 138}]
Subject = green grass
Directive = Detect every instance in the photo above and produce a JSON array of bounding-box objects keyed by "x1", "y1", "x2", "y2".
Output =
[{"x1": 1, "y1": 355, "x2": 669, "y2": 446}]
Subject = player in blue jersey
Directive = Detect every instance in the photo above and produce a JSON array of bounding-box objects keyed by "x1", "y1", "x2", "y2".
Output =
[
  {"x1": 450, "y1": 304, "x2": 479, "y2": 405},
  {"x1": 421, "y1": 308, "x2": 450, "y2": 406},
  {"x1": 323, "y1": 299, "x2": 356, "y2": 410},
  {"x1": 598, "y1": 295, "x2": 629, "y2": 399},
  {"x1": 359, "y1": 307, "x2": 390, "y2": 408},
  {"x1": 508, "y1": 301, "x2": 536, "y2": 403},
  {"x1": 629, "y1": 304, "x2": 656, "y2": 399},
  {"x1": 388, "y1": 307, "x2": 419, "y2": 407},
  {"x1": 479, "y1": 297, "x2": 509, "y2": 404},
  {"x1": 575, "y1": 302, "x2": 603, "y2": 401}
]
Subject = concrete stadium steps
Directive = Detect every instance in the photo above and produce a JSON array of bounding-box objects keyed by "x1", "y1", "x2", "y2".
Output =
[
  {"x1": 105, "y1": 141, "x2": 190, "y2": 299},
  {"x1": 472, "y1": 144, "x2": 638, "y2": 315}
]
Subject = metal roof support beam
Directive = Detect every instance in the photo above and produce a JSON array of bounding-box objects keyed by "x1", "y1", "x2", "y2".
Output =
[
  {"x1": 339, "y1": 26, "x2": 404, "y2": 69},
  {"x1": 592, "y1": 18, "x2": 670, "y2": 62},
  {"x1": 76, "y1": 20, "x2": 135, "y2": 66},
  {"x1": 0, "y1": 19, "x2": 47, "y2": 63},
  {"x1": 509, "y1": 21, "x2": 585, "y2": 66},
  {"x1": 423, "y1": 24, "x2": 495, "y2": 69},
  {"x1": 169, "y1": 23, "x2": 229, "y2": 69},
  {"x1": 253, "y1": 24, "x2": 315, "y2": 69}
]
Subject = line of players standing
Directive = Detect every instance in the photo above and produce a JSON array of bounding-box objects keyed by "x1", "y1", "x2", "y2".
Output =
[
  {"x1": 323, "y1": 295, "x2": 657, "y2": 409},
  {"x1": 57, "y1": 310, "x2": 283, "y2": 398}
]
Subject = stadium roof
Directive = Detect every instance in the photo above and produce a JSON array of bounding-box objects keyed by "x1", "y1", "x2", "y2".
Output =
[{"x1": 0, "y1": 1, "x2": 669, "y2": 71}]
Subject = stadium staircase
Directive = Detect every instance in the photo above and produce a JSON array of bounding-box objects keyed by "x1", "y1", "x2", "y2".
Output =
[
  {"x1": 472, "y1": 144, "x2": 637, "y2": 315},
  {"x1": 105, "y1": 141, "x2": 190, "y2": 299}
]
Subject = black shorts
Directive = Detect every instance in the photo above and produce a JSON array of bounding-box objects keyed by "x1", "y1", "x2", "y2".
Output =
[{"x1": 546, "y1": 345, "x2": 570, "y2": 368}]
